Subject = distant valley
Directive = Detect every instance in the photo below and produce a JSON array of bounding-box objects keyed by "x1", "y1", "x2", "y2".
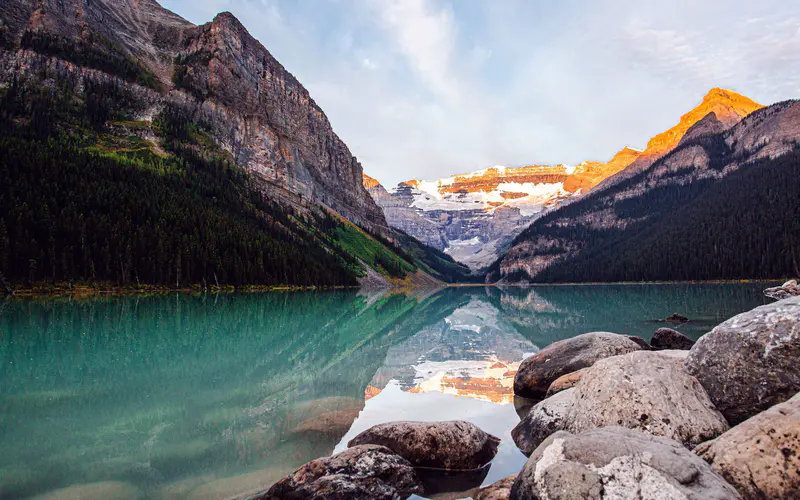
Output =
[{"x1": 364, "y1": 147, "x2": 641, "y2": 269}]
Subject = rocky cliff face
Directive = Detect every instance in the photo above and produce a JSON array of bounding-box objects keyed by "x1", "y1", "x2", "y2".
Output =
[
  {"x1": 495, "y1": 94, "x2": 799, "y2": 282},
  {"x1": 0, "y1": 0, "x2": 389, "y2": 233},
  {"x1": 364, "y1": 149, "x2": 639, "y2": 270}
]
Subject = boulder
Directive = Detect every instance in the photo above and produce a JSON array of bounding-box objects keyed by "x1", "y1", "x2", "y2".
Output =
[
  {"x1": 695, "y1": 392, "x2": 800, "y2": 499},
  {"x1": 545, "y1": 368, "x2": 588, "y2": 397},
  {"x1": 764, "y1": 279, "x2": 799, "y2": 300},
  {"x1": 651, "y1": 327, "x2": 695, "y2": 350},
  {"x1": 512, "y1": 389, "x2": 574, "y2": 455},
  {"x1": 509, "y1": 427, "x2": 741, "y2": 500},
  {"x1": 513, "y1": 332, "x2": 643, "y2": 400},
  {"x1": 347, "y1": 421, "x2": 500, "y2": 470},
  {"x1": 475, "y1": 474, "x2": 517, "y2": 500},
  {"x1": 666, "y1": 312, "x2": 690, "y2": 323},
  {"x1": 566, "y1": 351, "x2": 728, "y2": 448},
  {"x1": 259, "y1": 445, "x2": 422, "y2": 499},
  {"x1": 685, "y1": 296, "x2": 800, "y2": 424}
]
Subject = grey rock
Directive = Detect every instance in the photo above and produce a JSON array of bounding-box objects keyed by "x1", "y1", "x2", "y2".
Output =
[
  {"x1": 566, "y1": 351, "x2": 728, "y2": 448},
  {"x1": 653, "y1": 349, "x2": 691, "y2": 360},
  {"x1": 510, "y1": 427, "x2": 741, "y2": 500},
  {"x1": 258, "y1": 445, "x2": 422, "y2": 500},
  {"x1": 347, "y1": 421, "x2": 500, "y2": 470},
  {"x1": 685, "y1": 296, "x2": 800, "y2": 424},
  {"x1": 764, "y1": 279, "x2": 800, "y2": 301},
  {"x1": 651, "y1": 327, "x2": 695, "y2": 350},
  {"x1": 695, "y1": 392, "x2": 800, "y2": 500},
  {"x1": 513, "y1": 332, "x2": 643, "y2": 400},
  {"x1": 475, "y1": 474, "x2": 517, "y2": 500},
  {"x1": 512, "y1": 389, "x2": 574, "y2": 455}
]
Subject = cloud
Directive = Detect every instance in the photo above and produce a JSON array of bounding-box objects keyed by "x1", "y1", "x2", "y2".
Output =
[
  {"x1": 375, "y1": 0, "x2": 461, "y2": 106},
  {"x1": 160, "y1": 0, "x2": 800, "y2": 187}
]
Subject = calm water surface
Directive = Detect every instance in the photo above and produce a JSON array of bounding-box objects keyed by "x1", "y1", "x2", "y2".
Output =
[{"x1": 0, "y1": 284, "x2": 774, "y2": 499}]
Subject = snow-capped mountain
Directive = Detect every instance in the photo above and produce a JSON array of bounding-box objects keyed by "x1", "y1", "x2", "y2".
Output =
[{"x1": 364, "y1": 147, "x2": 641, "y2": 270}]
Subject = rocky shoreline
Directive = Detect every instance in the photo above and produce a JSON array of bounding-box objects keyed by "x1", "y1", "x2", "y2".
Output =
[{"x1": 247, "y1": 289, "x2": 799, "y2": 499}]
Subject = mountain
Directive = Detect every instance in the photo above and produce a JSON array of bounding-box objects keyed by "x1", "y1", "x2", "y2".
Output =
[
  {"x1": 491, "y1": 95, "x2": 800, "y2": 283},
  {"x1": 364, "y1": 149, "x2": 640, "y2": 270},
  {"x1": 0, "y1": 0, "x2": 456, "y2": 289},
  {"x1": 595, "y1": 88, "x2": 764, "y2": 189}
]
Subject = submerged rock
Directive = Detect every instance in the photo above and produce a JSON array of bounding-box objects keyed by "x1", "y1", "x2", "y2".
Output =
[
  {"x1": 348, "y1": 421, "x2": 500, "y2": 470},
  {"x1": 566, "y1": 351, "x2": 728, "y2": 448},
  {"x1": 513, "y1": 332, "x2": 643, "y2": 400},
  {"x1": 651, "y1": 327, "x2": 695, "y2": 350},
  {"x1": 31, "y1": 481, "x2": 141, "y2": 500},
  {"x1": 545, "y1": 368, "x2": 588, "y2": 397},
  {"x1": 183, "y1": 469, "x2": 290, "y2": 500},
  {"x1": 764, "y1": 279, "x2": 799, "y2": 300},
  {"x1": 512, "y1": 388, "x2": 573, "y2": 455},
  {"x1": 685, "y1": 296, "x2": 800, "y2": 424},
  {"x1": 695, "y1": 392, "x2": 800, "y2": 499},
  {"x1": 475, "y1": 474, "x2": 517, "y2": 500},
  {"x1": 259, "y1": 445, "x2": 422, "y2": 500},
  {"x1": 509, "y1": 427, "x2": 741, "y2": 500}
]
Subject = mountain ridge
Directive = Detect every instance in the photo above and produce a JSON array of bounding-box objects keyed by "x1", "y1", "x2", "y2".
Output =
[
  {"x1": 491, "y1": 96, "x2": 800, "y2": 283},
  {"x1": 363, "y1": 88, "x2": 762, "y2": 272},
  {"x1": 0, "y1": 0, "x2": 469, "y2": 289}
]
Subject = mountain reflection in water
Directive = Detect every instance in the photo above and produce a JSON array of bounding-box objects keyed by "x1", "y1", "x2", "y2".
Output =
[{"x1": 0, "y1": 283, "x2": 772, "y2": 499}]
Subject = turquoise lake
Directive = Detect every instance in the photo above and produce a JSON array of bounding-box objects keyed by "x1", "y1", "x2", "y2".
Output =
[{"x1": 0, "y1": 283, "x2": 774, "y2": 499}]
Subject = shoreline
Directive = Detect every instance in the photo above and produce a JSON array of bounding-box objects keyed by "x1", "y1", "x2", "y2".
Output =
[{"x1": 0, "y1": 278, "x2": 786, "y2": 299}]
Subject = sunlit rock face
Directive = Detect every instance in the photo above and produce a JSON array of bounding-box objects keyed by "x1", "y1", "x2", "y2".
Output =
[
  {"x1": 596, "y1": 88, "x2": 764, "y2": 189},
  {"x1": 365, "y1": 297, "x2": 538, "y2": 404},
  {"x1": 363, "y1": 151, "x2": 638, "y2": 270}
]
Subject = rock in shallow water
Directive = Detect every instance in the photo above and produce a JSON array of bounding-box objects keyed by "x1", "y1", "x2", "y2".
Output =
[
  {"x1": 685, "y1": 295, "x2": 800, "y2": 424},
  {"x1": 258, "y1": 445, "x2": 422, "y2": 499},
  {"x1": 764, "y1": 279, "x2": 799, "y2": 300},
  {"x1": 651, "y1": 327, "x2": 695, "y2": 350},
  {"x1": 695, "y1": 392, "x2": 800, "y2": 500},
  {"x1": 513, "y1": 332, "x2": 643, "y2": 400},
  {"x1": 566, "y1": 350, "x2": 728, "y2": 448},
  {"x1": 666, "y1": 312, "x2": 690, "y2": 323},
  {"x1": 512, "y1": 388, "x2": 574, "y2": 455},
  {"x1": 510, "y1": 427, "x2": 741, "y2": 500},
  {"x1": 347, "y1": 421, "x2": 500, "y2": 470},
  {"x1": 475, "y1": 474, "x2": 517, "y2": 500}
]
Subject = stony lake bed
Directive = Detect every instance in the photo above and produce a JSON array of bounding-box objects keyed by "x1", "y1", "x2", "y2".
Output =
[{"x1": 0, "y1": 282, "x2": 795, "y2": 499}]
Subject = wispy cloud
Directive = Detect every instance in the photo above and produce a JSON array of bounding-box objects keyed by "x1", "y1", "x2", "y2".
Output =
[{"x1": 161, "y1": 0, "x2": 800, "y2": 186}]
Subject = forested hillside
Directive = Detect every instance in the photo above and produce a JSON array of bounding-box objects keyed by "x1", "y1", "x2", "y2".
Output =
[
  {"x1": 495, "y1": 147, "x2": 800, "y2": 282},
  {"x1": 0, "y1": 74, "x2": 466, "y2": 290}
]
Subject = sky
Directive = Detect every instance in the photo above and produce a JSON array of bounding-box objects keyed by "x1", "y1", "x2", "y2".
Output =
[{"x1": 160, "y1": 0, "x2": 800, "y2": 187}]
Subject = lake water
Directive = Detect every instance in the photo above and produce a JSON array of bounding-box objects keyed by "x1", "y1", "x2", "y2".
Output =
[{"x1": 0, "y1": 283, "x2": 773, "y2": 499}]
